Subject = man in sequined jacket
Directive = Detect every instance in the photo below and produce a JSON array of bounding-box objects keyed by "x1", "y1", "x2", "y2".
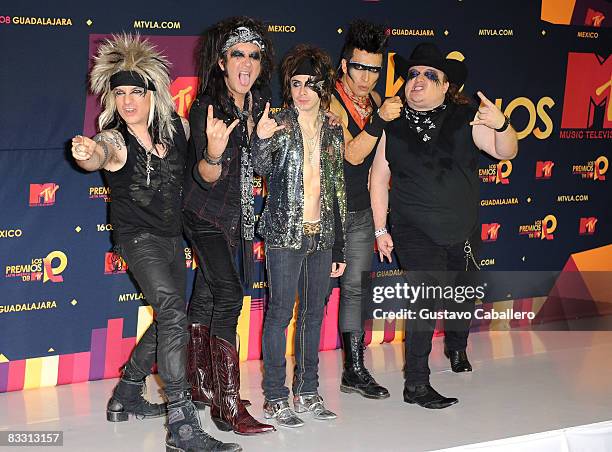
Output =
[{"x1": 252, "y1": 44, "x2": 347, "y2": 428}]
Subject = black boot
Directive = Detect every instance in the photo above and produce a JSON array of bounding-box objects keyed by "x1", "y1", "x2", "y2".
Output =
[
  {"x1": 107, "y1": 375, "x2": 166, "y2": 422},
  {"x1": 340, "y1": 332, "x2": 390, "y2": 399},
  {"x1": 166, "y1": 391, "x2": 242, "y2": 452},
  {"x1": 403, "y1": 384, "x2": 458, "y2": 409},
  {"x1": 444, "y1": 347, "x2": 473, "y2": 373}
]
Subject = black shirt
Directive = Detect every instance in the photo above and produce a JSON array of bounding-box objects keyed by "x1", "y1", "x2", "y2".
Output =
[
  {"x1": 332, "y1": 90, "x2": 378, "y2": 212},
  {"x1": 385, "y1": 103, "x2": 480, "y2": 246},
  {"x1": 103, "y1": 115, "x2": 187, "y2": 243}
]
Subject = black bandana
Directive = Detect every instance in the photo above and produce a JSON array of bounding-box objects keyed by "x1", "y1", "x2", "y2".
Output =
[
  {"x1": 110, "y1": 71, "x2": 156, "y2": 91},
  {"x1": 404, "y1": 104, "x2": 447, "y2": 142},
  {"x1": 292, "y1": 58, "x2": 325, "y2": 96},
  {"x1": 293, "y1": 58, "x2": 316, "y2": 77}
]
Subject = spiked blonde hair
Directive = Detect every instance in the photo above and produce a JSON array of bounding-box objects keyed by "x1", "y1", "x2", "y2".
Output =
[{"x1": 90, "y1": 33, "x2": 176, "y2": 145}]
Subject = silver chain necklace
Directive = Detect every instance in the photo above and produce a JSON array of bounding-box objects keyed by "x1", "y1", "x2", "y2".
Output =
[
  {"x1": 299, "y1": 119, "x2": 321, "y2": 167},
  {"x1": 128, "y1": 128, "x2": 156, "y2": 186}
]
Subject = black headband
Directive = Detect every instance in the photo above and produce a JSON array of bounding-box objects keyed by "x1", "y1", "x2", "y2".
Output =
[
  {"x1": 292, "y1": 58, "x2": 317, "y2": 77},
  {"x1": 109, "y1": 71, "x2": 156, "y2": 91}
]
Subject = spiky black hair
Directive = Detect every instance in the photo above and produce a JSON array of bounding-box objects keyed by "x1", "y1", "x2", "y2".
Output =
[{"x1": 340, "y1": 20, "x2": 388, "y2": 64}]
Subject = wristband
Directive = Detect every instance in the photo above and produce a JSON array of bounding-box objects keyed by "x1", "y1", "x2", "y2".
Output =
[
  {"x1": 364, "y1": 110, "x2": 386, "y2": 138},
  {"x1": 374, "y1": 227, "x2": 388, "y2": 238},
  {"x1": 202, "y1": 149, "x2": 223, "y2": 166},
  {"x1": 495, "y1": 115, "x2": 511, "y2": 133}
]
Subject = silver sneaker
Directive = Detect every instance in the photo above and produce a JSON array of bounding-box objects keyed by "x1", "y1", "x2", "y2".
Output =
[
  {"x1": 263, "y1": 399, "x2": 304, "y2": 428},
  {"x1": 293, "y1": 394, "x2": 337, "y2": 420}
]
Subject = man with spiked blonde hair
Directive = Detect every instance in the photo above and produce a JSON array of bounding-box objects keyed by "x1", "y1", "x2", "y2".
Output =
[{"x1": 71, "y1": 33, "x2": 240, "y2": 452}]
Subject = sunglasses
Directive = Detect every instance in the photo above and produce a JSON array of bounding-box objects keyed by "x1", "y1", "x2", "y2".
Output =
[
  {"x1": 347, "y1": 61, "x2": 382, "y2": 74},
  {"x1": 407, "y1": 69, "x2": 440, "y2": 82}
]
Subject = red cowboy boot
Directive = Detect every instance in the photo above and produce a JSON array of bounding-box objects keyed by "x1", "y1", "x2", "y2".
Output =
[
  {"x1": 187, "y1": 324, "x2": 251, "y2": 409},
  {"x1": 210, "y1": 335, "x2": 275, "y2": 435},
  {"x1": 187, "y1": 323, "x2": 214, "y2": 408}
]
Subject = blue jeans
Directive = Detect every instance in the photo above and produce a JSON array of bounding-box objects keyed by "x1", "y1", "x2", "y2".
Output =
[
  {"x1": 262, "y1": 235, "x2": 332, "y2": 401},
  {"x1": 338, "y1": 208, "x2": 374, "y2": 333},
  {"x1": 118, "y1": 233, "x2": 189, "y2": 397}
]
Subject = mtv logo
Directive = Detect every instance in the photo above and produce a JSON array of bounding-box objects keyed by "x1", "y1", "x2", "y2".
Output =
[
  {"x1": 29, "y1": 183, "x2": 59, "y2": 206},
  {"x1": 481, "y1": 223, "x2": 501, "y2": 242},
  {"x1": 253, "y1": 241, "x2": 265, "y2": 261},
  {"x1": 579, "y1": 217, "x2": 598, "y2": 235},
  {"x1": 561, "y1": 53, "x2": 612, "y2": 129},
  {"x1": 104, "y1": 252, "x2": 128, "y2": 274},
  {"x1": 535, "y1": 161, "x2": 555, "y2": 179},
  {"x1": 585, "y1": 8, "x2": 606, "y2": 27},
  {"x1": 170, "y1": 77, "x2": 198, "y2": 119}
]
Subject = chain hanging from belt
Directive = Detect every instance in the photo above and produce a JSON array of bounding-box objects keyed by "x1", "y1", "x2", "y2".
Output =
[{"x1": 464, "y1": 239, "x2": 481, "y2": 271}]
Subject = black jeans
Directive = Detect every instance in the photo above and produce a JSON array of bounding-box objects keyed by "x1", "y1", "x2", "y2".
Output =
[
  {"x1": 262, "y1": 235, "x2": 332, "y2": 401},
  {"x1": 119, "y1": 233, "x2": 189, "y2": 397},
  {"x1": 392, "y1": 224, "x2": 479, "y2": 386},
  {"x1": 338, "y1": 208, "x2": 374, "y2": 333},
  {"x1": 183, "y1": 211, "x2": 244, "y2": 347}
]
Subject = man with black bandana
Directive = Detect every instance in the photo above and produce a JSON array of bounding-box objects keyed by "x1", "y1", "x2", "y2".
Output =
[
  {"x1": 182, "y1": 17, "x2": 275, "y2": 435},
  {"x1": 71, "y1": 34, "x2": 240, "y2": 452},
  {"x1": 370, "y1": 42, "x2": 518, "y2": 409},
  {"x1": 329, "y1": 20, "x2": 401, "y2": 400},
  {"x1": 253, "y1": 44, "x2": 347, "y2": 428}
]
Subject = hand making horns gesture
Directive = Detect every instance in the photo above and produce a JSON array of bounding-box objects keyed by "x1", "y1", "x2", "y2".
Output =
[
  {"x1": 256, "y1": 102, "x2": 285, "y2": 139},
  {"x1": 206, "y1": 104, "x2": 240, "y2": 158}
]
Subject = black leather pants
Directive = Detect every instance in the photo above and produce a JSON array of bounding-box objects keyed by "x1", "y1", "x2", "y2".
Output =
[{"x1": 119, "y1": 233, "x2": 189, "y2": 398}]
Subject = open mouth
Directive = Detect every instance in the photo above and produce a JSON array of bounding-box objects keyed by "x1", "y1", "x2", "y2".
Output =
[{"x1": 238, "y1": 71, "x2": 251, "y2": 87}]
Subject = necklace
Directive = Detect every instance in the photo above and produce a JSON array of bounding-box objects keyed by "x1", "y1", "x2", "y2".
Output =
[
  {"x1": 299, "y1": 119, "x2": 321, "y2": 167},
  {"x1": 128, "y1": 128, "x2": 156, "y2": 186}
]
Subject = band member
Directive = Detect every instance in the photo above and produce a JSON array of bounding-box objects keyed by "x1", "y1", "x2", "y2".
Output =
[
  {"x1": 253, "y1": 45, "x2": 347, "y2": 428},
  {"x1": 182, "y1": 17, "x2": 275, "y2": 435},
  {"x1": 71, "y1": 34, "x2": 240, "y2": 451},
  {"x1": 330, "y1": 20, "x2": 402, "y2": 400},
  {"x1": 370, "y1": 42, "x2": 518, "y2": 409}
]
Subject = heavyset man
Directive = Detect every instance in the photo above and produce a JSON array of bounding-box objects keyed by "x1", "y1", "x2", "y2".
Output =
[{"x1": 371, "y1": 42, "x2": 518, "y2": 409}]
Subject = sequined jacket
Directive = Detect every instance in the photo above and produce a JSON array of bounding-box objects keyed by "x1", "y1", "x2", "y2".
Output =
[{"x1": 252, "y1": 108, "x2": 347, "y2": 262}]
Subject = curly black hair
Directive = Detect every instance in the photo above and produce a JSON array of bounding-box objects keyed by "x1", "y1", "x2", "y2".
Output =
[
  {"x1": 196, "y1": 16, "x2": 275, "y2": 117},
  {"x1": 338, "y1": 20, "x2": 388, "y2": 75}
]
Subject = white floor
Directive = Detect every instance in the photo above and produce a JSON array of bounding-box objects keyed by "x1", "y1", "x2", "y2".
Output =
[{"x1": 2, "y1": 329, "x2": 612, "y2": 452}]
